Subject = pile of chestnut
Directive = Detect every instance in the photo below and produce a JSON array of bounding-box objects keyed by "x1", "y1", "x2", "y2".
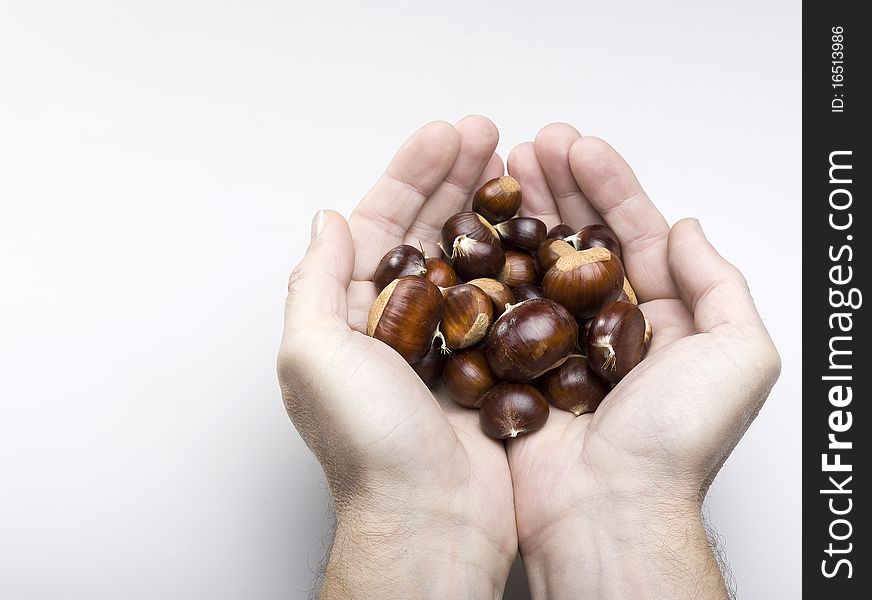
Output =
[{"x1": 366, "y1": 175, "x2": 652, "y2": 440}]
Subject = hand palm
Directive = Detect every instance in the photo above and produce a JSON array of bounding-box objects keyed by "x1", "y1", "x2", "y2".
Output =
[
  {"x1": 341, "y1": 286, "x2": 516, "y2": 542},
  {"x1": 501, "y1": 126, "x2": 779, "y2": 554},
  {"x1": 280, "y1": 118, "x2": 517, "y2": 560}
]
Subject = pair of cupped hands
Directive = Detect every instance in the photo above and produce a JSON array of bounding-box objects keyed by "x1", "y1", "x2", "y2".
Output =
[{"x1": 278, "y1": 117, "x2": 780, "y2": 600}]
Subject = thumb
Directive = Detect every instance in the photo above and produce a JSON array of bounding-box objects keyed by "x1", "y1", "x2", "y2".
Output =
[
  {"x1": 283, "y1": 210, "x2": 354, "y2": 336},
  {"x1": 668, "y1": 218, "x2": 766, "y2": 334}
]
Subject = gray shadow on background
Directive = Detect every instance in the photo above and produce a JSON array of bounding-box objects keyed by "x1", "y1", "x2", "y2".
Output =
[{"x1": 503, "y1": 555, "x2": 532, "y2": 599}]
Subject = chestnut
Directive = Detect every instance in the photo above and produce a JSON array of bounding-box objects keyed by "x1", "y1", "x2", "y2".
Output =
[
  {"x1": 367, "y1": 276, "x2": 444, "y2": 363},
  {"x1": 452, "y1": 237, "x2": 506, "y2": 281},
  {"x1": 535, "y1": 238, "x2": 575, "y2": 275},
  {"x1": 566, "y1": 224, "x2": 622, "y2": 259},
  {"x1": 373, "y1": 244, "x2": 427, "y2": 291},
  {"x1": 511, "y1": 284, "x2": 543, "y2": 302},
  {"x1": 473, "y1": 176, "x2": 522, "y2": 224},
  {"x1": 547, "y1": 223, "x2": 576, "y2": 239},
  {"x1": 467, "y1": 278, "x2": 514, "y2": 315},
  {"x1": 619, "y1": 277, "x2": 638, "y2": 305},
  {"x1": 538, "y1": 355, "x2": 610, "y2": 416},
  {"x1": 542, "y1": 248, "x2": 624, "y2": 320},
  {"x1": 441, "y1": 283, "x2": 494, "y2": 350},
  {"x1": 480, "y1": 383, "x2": 549, "y2": 439},
  {"x1": 441, "y1": 211, "x2": 500, "y2": 253},
  {"x1": 412, "y1": 337, "x2": 448, "y2": 388},
  {"x1": 495, "y1": 217, "x2": 547, "y2": 252},
  {"x1": 486, "y1": 298, "x2": 578, "y2": 381},
  {"x1": 642, "y1": 316, "x2": 653, "y2": 355},
  {"x1": 498, "y1": 250, "x2": 538, "y2": 288},
  {"x1": 424, "y1": 257, "x2": 458, "y2": 288},
  {"x1": 586, "y1": 301, "x2": 646, "y2": 383},
  {"x1": 443, "y1": 345, "x2": 499, "y2": 408}
]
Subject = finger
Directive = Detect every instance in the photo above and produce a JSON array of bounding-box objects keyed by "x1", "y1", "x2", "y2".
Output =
[
  {"x1": 349, "y1": 121, "x2": 461, "y2": 280},
  {"x1": 533, "y1": 123, "x2": 602, "y2": 229},
  {"x1": 667, "y1": 219, "x2": 772, "y2": 335},
  {"x1": 568, "y1": 136, "x2": 679, "y2": 302},
  {"x1": 404, "y1": 116, "x2": 500, "y2": 257},
  {"x1": 507, "y1": 142, "x2": 562, "y2": 230},
  {"x1": 465, "y1": 153, "x2": 505, "y2": 211},
  {"x1": 283, "y1": 210, "x2": 355, "y2": 336}
]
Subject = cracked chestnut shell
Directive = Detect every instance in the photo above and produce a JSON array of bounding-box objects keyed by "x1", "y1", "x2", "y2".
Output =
[
  {"x1": 367, "y1": 275, "x2": 444, "y2": 364},
  {"x1": 467, "y1": 278, "x2": 514, "y2": 315},
  {"x1": 412, "y1": 337, "x2": 448, "y2": 388},
  {"x1": 498, "y1": 250, "x2": 537, "y2": 287},
  {"x1": 538, "y1": 355, "x2": 610, "y2": 416},
  {"x1": 495, "y1": 217, "x2": 547, "y2": 252},
  {"x1": 486, "y1": 298, "x2": 578, "y2": 381},
  {"x1": 441, "y1": 211, "x2": 500, "y2": 252},
  {"x1": 473, "y1": 176, "x2": 522, "y2": 224},
  {"x1": 542, "y1": 248, "x2": 624, "y2": 320},
  {"x1": 451, "y1": 237, "x2": 505, "y2": 281},
  {"x1": 566, "y1": 224, "x2": 622, "y2": 258},
  {"x1": 424, "y1": 257, "x2": 458, "y2": 288},
  {"x1": 443, "y1": 345, "x2": 499, "y2": 408},
  {"x1": 373, "y1": 244, "x2": 427, "y2": 291},
  {"x1": 535, "y1": 238, "x2": 575, "y2": 276},
  {"x1": 480, "y1": 383, "x2": 549, "y2": 439},
  {"x1": 586, "y1": 301, "x2": 646, "y2": 383},
  {"x1": 441, "y1": 283, "x2": 494, "y2": 350}
]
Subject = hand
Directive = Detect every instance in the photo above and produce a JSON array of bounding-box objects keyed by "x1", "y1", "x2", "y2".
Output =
[
  {"x1": 278, "y1": 117, "x2": 516, "y2": 599},
  {"x1": 505, "y1": 124, "x2": 781, "y2": 599}
]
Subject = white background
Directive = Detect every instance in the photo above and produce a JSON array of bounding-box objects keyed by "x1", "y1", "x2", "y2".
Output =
[{"x1": 0, "y1": 1, "x2": 800, "y2": 598}]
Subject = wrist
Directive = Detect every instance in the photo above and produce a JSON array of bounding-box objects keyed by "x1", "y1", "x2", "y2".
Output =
[
  {"x1": 521, "y1": 494, "x2": 727, "y2": 600},
  {"x1": 321, "y1": 503, "x2": 514, "y2": 600}
]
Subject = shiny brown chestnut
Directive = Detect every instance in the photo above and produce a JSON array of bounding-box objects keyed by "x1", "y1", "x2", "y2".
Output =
[
  {"x1": 542, "y1": 248, "x2": 625, "y2": 320},
  {"x1": 412, "y1": 337, "x2": 448, "y2": 388},
  {"x1": 547, "y1": 223, "x2": 576, "y2": 239},
  {"x1": 367, "y1": 276, "x2": 444, "y2": 364},
  {"x1": 473, "y1": 176, "x2": 522, "y2": 224},
  {"x1": 586, "y1": 301, "x2": 646, "y2": 383},
  {"x1": 443, "y1": 345, "x2": 499, "y2": 408},
  {"x1": 535, "y1": 238, "x2": 575, "y2": 276},
  {"x1": 538, "y1": 355, "x2": 610, "y2": 416},
  {"x1": 467, "y1": 278, "x2": 514, "y2": 315},
  {"x1": 566, "y1": 224, "x2": 622, "y2": 258},
  {"x1": 452, "y1": 237, "x2": 506, "y2": 281},
  {"x1": 511, "y1": 284, "x2": 543, "y2": 302},
  {"x1": 441, "y1": 284, "x2": 494, "y2": 350},
  {"x1": 486, "y1": 298, "x2": 578, "y2": 381},
  {"x1": 424, "y1": 257, "x2": 458, "y2": 288},
  {"x1": 495, "y1": 217, "x2": 547, "y2": 252},
  {"x1": 373, "y1": 244, "x2": 427, "y2": 291},
  {"x1": 479, "y1": 383, "x2": 550, "y2": 439},
  {"x1": 618, "y1": 277, "x2": 638, "y2": 305},
  {"x1": 441, "y1": 211, "x2": 500, "y2": 253},
  {"x1": 498, "y1": 250, "x2": 538, "y2": 287}
]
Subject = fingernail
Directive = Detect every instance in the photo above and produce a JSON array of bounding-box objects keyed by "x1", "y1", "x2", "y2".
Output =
[{"x1": 311, "y1": 210, "x2": 328, "y2": 242}]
